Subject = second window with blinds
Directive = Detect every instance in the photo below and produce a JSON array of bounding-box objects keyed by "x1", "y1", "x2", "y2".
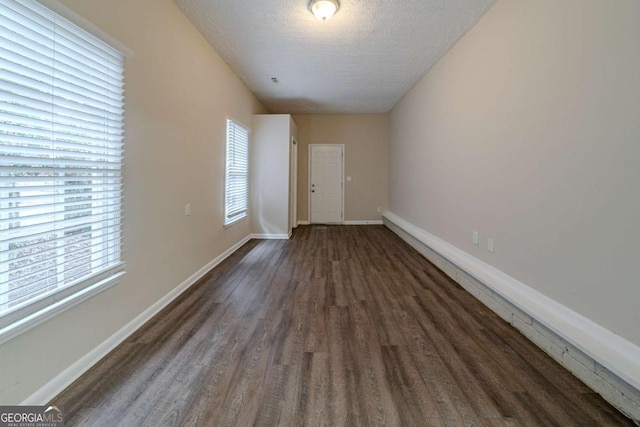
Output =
[{"x1": 224, "y1": 119, "x2": 250, "y2": 226}]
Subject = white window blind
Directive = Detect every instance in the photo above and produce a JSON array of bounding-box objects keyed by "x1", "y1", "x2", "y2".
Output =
[
  {"x1": 0, "y1": 0, "x2": 125, "y2": 331},
  {"x1": 224, "y1": 119, "x2": 249, "y2": 225}
]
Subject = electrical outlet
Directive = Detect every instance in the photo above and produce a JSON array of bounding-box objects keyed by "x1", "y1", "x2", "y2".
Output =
[
  {"x1": 488, "y1": 238, "x2": 495, "y2": 253},
  {"x1": 185, "y1": 204, "x2": 191, "y2": 216},
  {"x1": 472, "y1": 231, "x2": 479, "y2": 245},
  {"x1": 376, "y1": 206, "x2": 381, "y2": 213}
]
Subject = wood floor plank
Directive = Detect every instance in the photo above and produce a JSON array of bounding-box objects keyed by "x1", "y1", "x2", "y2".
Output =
[
  {"x1": 254, "y1": 364, "x2": 290, "y2": 427},
  {"x1": 381, "y1": 344, "x2": 445, "y2": 426},
  {"x1": 402, "y1": 293, "x2": 507, "y2": 420},
  {"x1": 395, "y1": 296, "x2": 483, "y2": 426},
  {"x1": 52, "y1": 225, "x2": 635, "y2": 426},
  {"x1": 327, "y1": 305, "x2": 362, "y2": 426}
]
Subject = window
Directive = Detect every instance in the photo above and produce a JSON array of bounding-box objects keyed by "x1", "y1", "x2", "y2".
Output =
[
  {"x1": 0, "y1": 0, "x2": 126, "y2": 337},
  {"x1": 224, "y1": 118, "x2": 249, "y2": 226}
]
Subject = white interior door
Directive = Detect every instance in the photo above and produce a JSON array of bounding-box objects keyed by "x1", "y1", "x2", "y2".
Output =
[{"x1": 310, "y1": 145, "x2": 343, "y2": 224}]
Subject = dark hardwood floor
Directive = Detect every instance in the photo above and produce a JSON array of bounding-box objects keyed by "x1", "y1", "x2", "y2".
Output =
[{"x1": 53, "y1": 225, "x2": 633, "y2": 426}]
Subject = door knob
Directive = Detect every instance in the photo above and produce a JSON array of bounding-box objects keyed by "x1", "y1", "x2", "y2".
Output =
[{"x1": 311, "y1": 190, "x2": 315, "y2": 193}]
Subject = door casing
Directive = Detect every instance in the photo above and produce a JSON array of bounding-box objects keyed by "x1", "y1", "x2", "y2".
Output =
[{"x1": 290, "y1": 137, "x2": 298, "y2": 229}]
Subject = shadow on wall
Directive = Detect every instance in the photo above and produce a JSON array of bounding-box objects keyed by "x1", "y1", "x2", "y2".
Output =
[{"x1": 259, "y1": 98, "x2": 342, "y2": 115}]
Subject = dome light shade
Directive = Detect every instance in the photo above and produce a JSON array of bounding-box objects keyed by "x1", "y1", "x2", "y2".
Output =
[{"x1": 309, "y1": 0, "x2": 340, "y2": 21}]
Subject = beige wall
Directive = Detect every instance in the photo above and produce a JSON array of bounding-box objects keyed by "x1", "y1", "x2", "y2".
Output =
[
  {"x1": 389, "y1": 0, "x2": 640, "y2": 345},
  {"x1": 293, "y1": 115, "x2": 389, "y2": 222},
  {"x1": 0, "y1": 0, "x2": 265, "y2": 403}
]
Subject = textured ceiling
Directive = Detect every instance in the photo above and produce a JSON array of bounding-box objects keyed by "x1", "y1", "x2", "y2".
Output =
[{"x1": 175, "y1": 0, "x2": 497, "y2": 114}]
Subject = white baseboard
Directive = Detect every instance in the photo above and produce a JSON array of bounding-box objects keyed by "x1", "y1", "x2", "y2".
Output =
[
  {"x1": 296, "y1": 220, "x2": 382, "y2": 226},
  {"x1": 383, "y1": 211, "x2": 640, "y2": 422},
  {"x1": 251, "y1": 233, "x2": 290, "y2": 240},
  {"x1": 342, "y1": 220, "x2": 384, "y2": 225},
  {"x1": 22, "y1": 235, "x2": 252, "y2": 406}
]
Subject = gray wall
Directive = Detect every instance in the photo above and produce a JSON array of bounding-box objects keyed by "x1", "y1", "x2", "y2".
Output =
[{"x1": 389, "y1": 0, "x2": 640, "y2": 345}]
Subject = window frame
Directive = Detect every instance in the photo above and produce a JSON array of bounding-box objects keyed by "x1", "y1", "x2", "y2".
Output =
[
  {"x1": 0, "y1": 0, "x2": 131, "y2": 344},
  {"x1": 223, "y1": 117, "x2": 250, "y2": 228}
]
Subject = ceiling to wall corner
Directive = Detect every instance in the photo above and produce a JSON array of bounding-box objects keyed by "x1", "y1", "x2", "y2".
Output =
[{"x1": 175, "y1": 0, "x2": 497, "y2": 114}]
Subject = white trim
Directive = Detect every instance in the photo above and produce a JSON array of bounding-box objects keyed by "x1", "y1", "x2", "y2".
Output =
[
  {"x1": 0, "y1": 271, "x2": 124, "y2": 346},
  {"x1": 290, "y1": 136, "x2": 298, "y2": 230},
  {"x1": 223, "y1": 215, "x2": 248, "y2": 229},
  {"x1": 296, "y1": 220, "x2": 382, "y2": 226},
  {"x1": 343, "y1": 220, "x2": 384, "y2": 225},
  {"x1": 382, "y1": 211, "x2": 640, "y2": 393},
  {"x1": 21, "y1": 235, "x2": 252, "y2": 406},
  {"x1": 36, "y1": 0, "x2": 134, "y2": 58},
  {"x1": 250, "y1": 234, "x2": 290, "y2": 240}
]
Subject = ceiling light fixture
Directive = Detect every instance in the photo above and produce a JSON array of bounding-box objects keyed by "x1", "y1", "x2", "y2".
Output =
[{"x1": 309, "y1": 0, "x2": 340, "y2": 21}]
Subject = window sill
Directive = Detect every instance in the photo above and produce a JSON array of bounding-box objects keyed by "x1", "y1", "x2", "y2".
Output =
[
  {"x1": 224, "y1": 215, "x2": 248, "y2": 229},
  {"x1": 0, "y1": 270, "x2": 126, "y2": 345}
]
